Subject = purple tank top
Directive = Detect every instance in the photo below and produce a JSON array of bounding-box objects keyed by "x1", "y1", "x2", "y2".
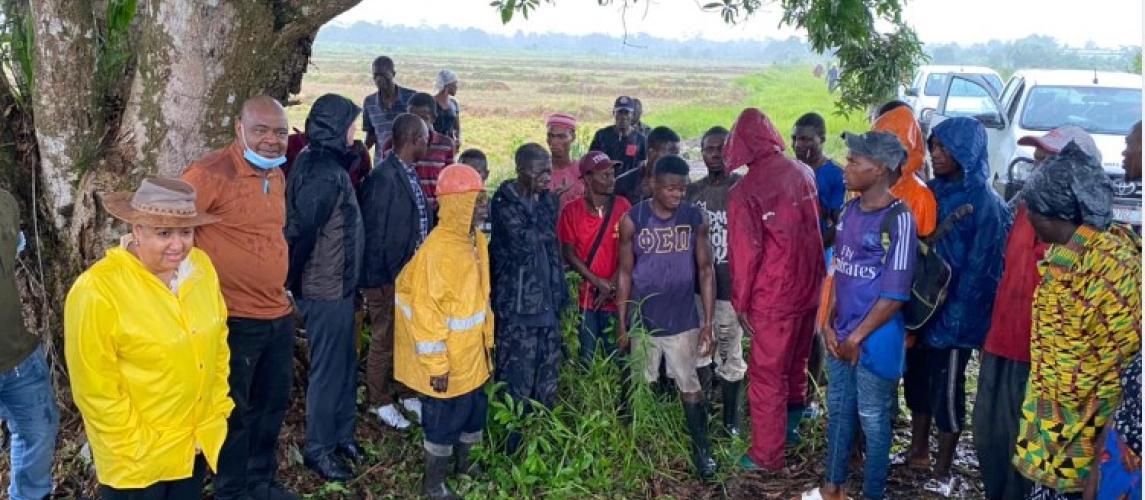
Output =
[{"x1": 629, "y1": 200, "x2": 703, "y2": 336}]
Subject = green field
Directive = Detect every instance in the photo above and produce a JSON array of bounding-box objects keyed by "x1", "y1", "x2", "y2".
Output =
[{"x1": 290, "y1": 47, "x2": 871, "y2": 185}]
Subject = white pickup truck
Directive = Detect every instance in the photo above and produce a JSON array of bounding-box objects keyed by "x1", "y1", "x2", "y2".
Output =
[{"x1": 930, "y1": 69, "x2": 1142, "y2": 227}]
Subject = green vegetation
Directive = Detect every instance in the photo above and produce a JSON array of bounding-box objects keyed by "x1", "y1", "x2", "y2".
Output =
[
  {"x1": 277, "y1": 276, "x2": 834, "y2": 499},
  {"x1": 645, "y1": 68, "x2": 873, "y2": 161},
  {"x1": 291, "y1": 49, "x2": 871, "y2": 185}
]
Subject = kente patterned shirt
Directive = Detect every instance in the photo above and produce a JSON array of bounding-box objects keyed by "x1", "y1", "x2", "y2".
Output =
[{"x1": 1014, "y1": 224, "x2": 1142, "y2": 493}]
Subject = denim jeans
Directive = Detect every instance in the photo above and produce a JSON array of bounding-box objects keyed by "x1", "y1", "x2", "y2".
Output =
[
  {"x1": 826, "y1": 356, "x2": 897, "y2": 500},
  {"x1": 0, "y1": 346, "x2": 59, "y2": 500},
  {"x1": 577, "y1": 309, "x2": 615, "y2": 366}
]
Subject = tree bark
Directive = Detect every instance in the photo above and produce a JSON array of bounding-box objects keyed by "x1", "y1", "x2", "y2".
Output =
[
  {"x1": 23, "y1": 0, "x2": 361, "y2": 281},
  {"x1": 29, "y1": 0, "x2": 99, "y2": 246}
]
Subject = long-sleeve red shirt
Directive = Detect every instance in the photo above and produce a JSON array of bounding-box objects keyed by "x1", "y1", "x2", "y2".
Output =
[{"x1": 983, "y1": 203, "x2": 1047, "y2": 362}]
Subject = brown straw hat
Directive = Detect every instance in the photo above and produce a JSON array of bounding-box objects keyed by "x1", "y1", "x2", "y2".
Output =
[{"x1": 101, "y1": 177, "x2": 220, "y2": 227}]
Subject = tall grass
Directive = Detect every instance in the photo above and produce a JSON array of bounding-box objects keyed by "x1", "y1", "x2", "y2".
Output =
[{"x1": 452, "y1": 275, "x2": 751, "y2": 498}]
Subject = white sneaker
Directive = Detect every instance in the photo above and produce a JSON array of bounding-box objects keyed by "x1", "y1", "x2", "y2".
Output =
[
  {"x1": 923, "y1": 475, "x2": 960, "y2": 497},
  {"x1": 371, "y1": 404, "x2": 411, "y2": 430},
  {"x1": 400, "y1": 397, "x2": 423, "y2": 421}
]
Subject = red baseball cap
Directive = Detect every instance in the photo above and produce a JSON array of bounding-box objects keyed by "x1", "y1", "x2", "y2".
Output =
[
  {"x1": 1018, "y1": 125, "x2": 1102, "y2": 163},
  {"x1": 578, "y1": 150, "x2": 621, "y2": 177}
]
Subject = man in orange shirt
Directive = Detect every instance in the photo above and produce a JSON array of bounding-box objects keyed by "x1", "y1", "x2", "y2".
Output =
[{"x1": 181, "y1": 96, "x2": 299, "y2": 500}]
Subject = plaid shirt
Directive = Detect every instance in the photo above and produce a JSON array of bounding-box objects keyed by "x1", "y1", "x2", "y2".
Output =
[
  {"x1": 382, "y1": 131, "x2": 455, "y2": 212},
  {"x1": 398, "y1": 158, "x2": 429, "y2": 244},
  {"x1": 363, "y1": 86, "x2": 416, "y2": 157}
]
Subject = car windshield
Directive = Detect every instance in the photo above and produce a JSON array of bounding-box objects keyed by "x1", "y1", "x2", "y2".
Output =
[
  {"x1": 924, "y1": 73, "x2": 1001, "y2": 96},
  {"x1": 1020, "y1": 86, "x2": 1142, "y2": 135}
]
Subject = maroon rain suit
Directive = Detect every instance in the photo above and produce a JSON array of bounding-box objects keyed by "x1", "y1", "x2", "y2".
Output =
[{"x1": 725, "y1": 109, "x2": 825, "y2": 470}]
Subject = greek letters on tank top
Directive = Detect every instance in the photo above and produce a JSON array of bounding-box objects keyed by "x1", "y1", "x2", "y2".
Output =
[{"x1": 629, "y1": 200, "x2": 703, "y2": 336}]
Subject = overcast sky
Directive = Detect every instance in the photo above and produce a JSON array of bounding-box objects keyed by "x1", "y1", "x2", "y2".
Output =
[{"x1": 333, "y1": 0, "x2": 1142, "y2": 48}]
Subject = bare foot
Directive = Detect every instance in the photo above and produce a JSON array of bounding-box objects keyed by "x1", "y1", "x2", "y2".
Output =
[{"x1": 906, "y1": 451, "x2": 931, "y2": 470}]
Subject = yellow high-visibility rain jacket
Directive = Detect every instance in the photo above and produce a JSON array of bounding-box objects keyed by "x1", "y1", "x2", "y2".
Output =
[
  {"x1": 394, "y1": 190, "x2": 494, "y2": 399},
  {"x1": 64, "y1": 241, "x2": 233, "y2": 489}
]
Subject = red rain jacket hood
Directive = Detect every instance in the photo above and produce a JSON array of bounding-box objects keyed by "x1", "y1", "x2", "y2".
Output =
[{"x1": 725, "y1": 108, "x2": 825, "y2": 316}]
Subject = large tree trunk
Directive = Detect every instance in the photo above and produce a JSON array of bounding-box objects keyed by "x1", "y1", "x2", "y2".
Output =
[
  {"x1": 28, "y1": 0, "x2": 360, "y2": 268},
  {"x1": 20, "y1": 0, "x2": 361, "y2": 304}
]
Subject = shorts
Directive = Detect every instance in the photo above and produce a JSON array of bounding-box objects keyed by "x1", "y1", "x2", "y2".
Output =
[
  {"x1": 420, "y1": 388, "x2": 488, "y2": 448},
  {"x1": 643, "y1": 329, "x2": 702, "y2": 393},
  {"x1": 693, "y1": 298, "x2": 747, "y2": 382},
  {"x1": 903, "y1": 346, "x2": 972, "y2": 433}
]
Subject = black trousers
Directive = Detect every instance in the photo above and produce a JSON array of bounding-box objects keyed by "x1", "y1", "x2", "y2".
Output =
[
  {"x1": 100, "y1": 456, "x2": 206, "y2": 500},
  {"x1": 213, "y1": 315, "x2": 295, "y2": 499},
  {"x1": 972, "y1": 353, "x2": 1033, "y2": 500},
  {"x1": 297, "y1": 297, "x2": 358, "y2": 460}
]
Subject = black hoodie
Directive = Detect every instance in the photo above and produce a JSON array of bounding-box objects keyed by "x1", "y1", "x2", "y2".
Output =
[{"x1": 285, "y1": 94, "x2": 364, "y2": 300}]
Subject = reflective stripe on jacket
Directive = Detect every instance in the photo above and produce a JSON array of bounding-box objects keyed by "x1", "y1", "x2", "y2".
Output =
[{"x1": 394, "y1": 190, "x2": 495, "y2": 398}]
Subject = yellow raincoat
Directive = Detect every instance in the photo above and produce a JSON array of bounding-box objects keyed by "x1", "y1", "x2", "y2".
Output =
[
  {"x1": 394, "y1": 190, "x2": 494, "y2": 399},
  {"x1": 64, "y1": 241, "x2": 233, "y2": 489}
]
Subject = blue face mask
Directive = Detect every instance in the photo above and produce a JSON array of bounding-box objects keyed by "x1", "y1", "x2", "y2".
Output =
[{"x1": 240, "y1": 126, "x2": 286, "y2": 170}]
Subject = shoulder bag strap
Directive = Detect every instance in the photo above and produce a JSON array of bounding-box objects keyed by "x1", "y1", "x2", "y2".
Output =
[{"x1": 584, "y1": 196, "x2": 616, "y2": 269}]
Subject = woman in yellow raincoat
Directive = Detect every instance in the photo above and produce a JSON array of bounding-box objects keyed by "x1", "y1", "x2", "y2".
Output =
[
  {"x1": 393, "y1": 164, "x2": 493, "y2": 500},
  {"x1": 64, "y1": 178, "x2": 233, "y2": 498}
]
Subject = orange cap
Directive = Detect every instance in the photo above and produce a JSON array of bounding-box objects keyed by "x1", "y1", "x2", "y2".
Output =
[{"x1": 436, "y1": 164, "x2": 485, "y2": 195}]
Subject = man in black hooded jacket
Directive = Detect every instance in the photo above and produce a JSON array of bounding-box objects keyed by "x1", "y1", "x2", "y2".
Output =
[{"x1": 285, "y1": 93, "x2": 364, "y2": 482}]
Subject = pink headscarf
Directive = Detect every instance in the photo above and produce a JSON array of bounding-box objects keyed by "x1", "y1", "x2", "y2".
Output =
[{"x1": 546, "y1": 113, "x2": 578, "y2": 131}]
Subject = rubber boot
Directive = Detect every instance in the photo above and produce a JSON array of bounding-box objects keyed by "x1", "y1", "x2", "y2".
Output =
[
  {"x1": 653, "y1": 359, "x2": 675, "y2": 399},
  {"x1": 697, "y1": 364, "x2": 715, "y2": 413},
  {"x1": 422, "y1": 451, "x2": 459, "y2": 500},
  {"x1": 506, "y1": 431, "x2": 523, "y2": 455},
  {"x1": 721, "y1": 379, "x2": 741, "y2": 437},
  {"x1": 682, "y1": 400, "x2": 717, "y2": 481},
  {"x1": 786, "y1": 405, "x2": 806, "y2": 446},
  {"x1": 454, "y1": 441, "x2": 482, "y2": 477}
]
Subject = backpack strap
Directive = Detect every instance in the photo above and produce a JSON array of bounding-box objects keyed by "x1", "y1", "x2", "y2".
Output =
[
  {"x1": 925, "y1": 204, "x2": 975, "y2": 244},
  {"x1": 879, "y1": 200, "x2": 910, "y2": 263}
]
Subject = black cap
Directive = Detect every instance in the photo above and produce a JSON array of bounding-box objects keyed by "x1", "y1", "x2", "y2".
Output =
[
  {"x1": 842, "y1": 131, "x2": 907, "y2": 171},
  {"x1": 614, "y1": 96, "x2": 635, "y2": 112}
]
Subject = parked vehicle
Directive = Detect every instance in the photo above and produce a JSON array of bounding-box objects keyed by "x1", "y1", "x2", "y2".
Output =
[
  {"x1": 930, "y1": 69, "x2": 1142, "y2": 227},
  {"x1": 902, "y1": 65, "x2": 1003, "y2": 132}
]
